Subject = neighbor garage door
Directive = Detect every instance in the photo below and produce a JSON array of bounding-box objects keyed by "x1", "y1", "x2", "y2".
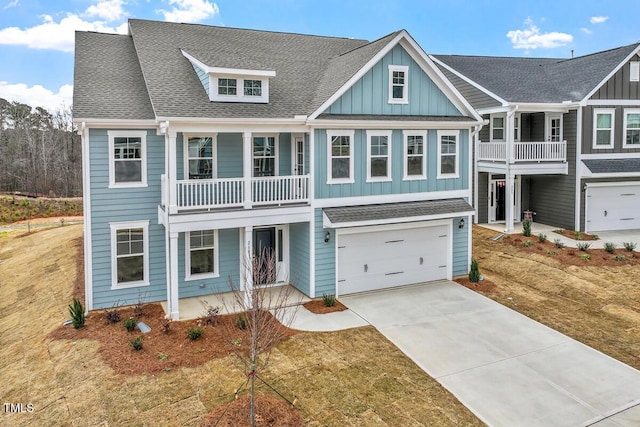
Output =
[
  {"x1": 586, "y1": 183, "x2": 640, "y2": 232},
  {"x1": 337, "y1": 223, "x2": 448, "y2": 295}
]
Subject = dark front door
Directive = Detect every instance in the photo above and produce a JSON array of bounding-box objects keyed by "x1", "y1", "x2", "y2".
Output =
[
  {"x1": 253, "y1": 227, "x2": 276, "y2": 285},
  {"x1": 496, "y1": 180, "x2": 506, "y2": 221}
]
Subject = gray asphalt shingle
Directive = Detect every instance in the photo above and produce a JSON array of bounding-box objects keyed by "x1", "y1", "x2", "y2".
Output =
[{"x1": 583, "y1": 158, "x2": 640, "y2": 174}]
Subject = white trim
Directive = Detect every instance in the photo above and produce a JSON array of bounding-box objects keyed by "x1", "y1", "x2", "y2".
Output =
[
  {"x1": 185, "y1": 230, "x2": 220, "y2": 281},
  {"x1": 623, "y1": 108, "x2": 640, "y2": 149},
  {"x1": 181, "y1": 50, "x2": 276, "y2": 77},
  {"x1": 108, "y1": 130, "x2": 148, "y2": 188},
  {"x1": 631, "y1": 61, "x2": 640, "y2": 82},
  {"x1": 582, "y1": 152, "x2": 640, "y2": 159},
  {"x1": 437, "y1": 129, "x2": 460, "y2": 179},
  {"x1": 402, "y1": 130, "x2": 427, "y2": 180},
  {"x1": 309, "y1": 119, "x2": 478, "y2": 130},
  {"x1": 582, "y1": 44, "x2": 640, "y2": 102},
  {"x1": 586, "y1": 100, "x2": 640, "y2": 106},
  {"x1": 585, "y1": 181, "x2": 640, "y2": 189},
  {"x1": 80, "y1": 123, "x2": 93, "y2": 312},
  {"x1": 291, "y1": 134, "x2": 305, "y2": 175},
  {"x1": 326, "y1": 129, "x2": 355, "y2": 184},
  {"x1": 490, "y1": 114, "x2": 506, "y2": 142},
  {"x1": 312, "y1": 189, "x2": 471, "y2": 208},
  {"x1": 575, "y1": 107, "x2": 583, "y2": 231},
  {"x1": 183, "y1": 133, "x2": 218, "y2": 180},
  {"x1": 309, "y1": 209, "x2": 316, "y2": 298},
  {"x1": 545, "y1": 113, "x2": 563, "y2": 143},
  {"x1": 592, "y1": 108, "x2": 615, "y2": 149},
  {"x1": 388, "y1": 64, "x2": 409, "y2": 104},
  {"x1": 211, "y1": 76, "x2": 270, "y2": 104},
  {"x1": 252, "y1": 134, "x2": 279, "y2": 177},
  {"x1": 73, "y1": 119, "x2": 158, "y2": 127},
  {"x1": 324, "y1": 210, "x2": 474, "y2": 229},
  {"x1": 366, "y1": 129, "x2": 393, "y2": 182},
  {"x1": 109, "y1": 220, "x2": 150, "y2": 290}
]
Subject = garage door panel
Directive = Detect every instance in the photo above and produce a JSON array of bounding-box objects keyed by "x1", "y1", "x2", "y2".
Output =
[{"x1": 587, "y1": 184, "x2": 640, "y2": 232}]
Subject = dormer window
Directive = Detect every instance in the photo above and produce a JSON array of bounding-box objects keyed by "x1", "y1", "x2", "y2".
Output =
[
  {"x1": 218, "y1": 78, "x2": 237, "y2": 96},
  {"x1": 244, "y1": 80, "x2": 262, "y2": 96},
  {"x1": 388, "y1": 65, "x2": 409, "y2": 104}
]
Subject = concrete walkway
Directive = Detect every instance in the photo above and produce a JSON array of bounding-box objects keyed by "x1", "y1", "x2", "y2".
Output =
[{"x1": 289, "y1": 282, "x2": 640, "y2": 427}]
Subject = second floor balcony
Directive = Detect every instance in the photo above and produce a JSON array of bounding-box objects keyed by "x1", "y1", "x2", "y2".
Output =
[{"x1": 477, "y1": 140, "x2": 567, "y2": 163}]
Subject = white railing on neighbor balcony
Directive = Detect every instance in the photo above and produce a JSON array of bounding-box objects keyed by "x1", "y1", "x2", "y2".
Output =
[
  {"x1": 477, "y1": 141, "x2": 566, "y2": 162},
  {"x1": 175, "y1": 175, "x2": 309, "y2": 210}
]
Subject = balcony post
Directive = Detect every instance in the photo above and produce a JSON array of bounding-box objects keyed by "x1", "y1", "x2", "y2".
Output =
[
  {"x1": 243, "y1": 132, "x2": 252, "y2": 209},
  {"x1": 504, "y1": 173, "x2": 515, "y2": 233},
  {"x1": 168, "y1": 231, "x2": 180, "y2": 320},
  {"x1": 168, "y1": 129, "x2": 178, "y2": 214},
  {"x1": 242, "y1": 226, "x2": 254, "y2": 309}
]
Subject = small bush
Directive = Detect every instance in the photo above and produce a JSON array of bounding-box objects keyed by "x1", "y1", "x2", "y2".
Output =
[
  {"x1": 236, "y1": 314, "x2": 247, "y2": 330},
  {"x1": 592, "y1": 234, "x2": 599, "y2": 240},
  {"x1": 186, "y1": 327, "x2": 203, "y2": 340},
  {"x1": 322, "y1": 293, "x2": 336, "y2": 307},
  {"x1": 68, "y1": 298, "x2": 85, "y2": 329},
  {"x1": 553, "y1": 239, "x2": 565, "y2": 249},
  {"x1": 580, "y1": 254, "x2": 591, "y2": 261},
  {"x1": 522, "y1": 240, "x2": 534, "y2": 247},
  {"x1": 522, "y1": 219, "x2": 532, "y2": 237},
  {"x1": 104, "y1": 306, "x2": 121, "y2": 324},
  {"x1": 201, "y1": 303, "x2": 220, "y2": 325},
  {"x1": 161, "y1": 318, "x2": 172, "y2": 334},
  {"x1": 546, "y1": 250, "x2": 558, "y2": 255},
  {"x1": 538, "y1": 233, "x2": 547, "y2": 243},
  {"x1": 129, "y1": 336, "x2": 144, "y2": 351},
  {"x1": 573, "y1": 231, "x2": 584, "y2": 241},
  {"x1": 158, "y1": 353, "x2": 169, "y2": 361},
  {"x1": 615, "y1": 255, "x2": 626, "y2": 262},
  {"x1": 468, "y1": 258, "x2": 480, "y2": 283},
  {"x1": 623, "y1": 242, "x2": 637, "y2": 252},
  {"x1": 604, "y1": 242, "x2": 617, "y2": 254},
  {"x1": 576, "y1": 242, "x2": 591, "y2": 251},
  {"x1": 123, "y1": 317, "x2": 137, "y2": 332}
]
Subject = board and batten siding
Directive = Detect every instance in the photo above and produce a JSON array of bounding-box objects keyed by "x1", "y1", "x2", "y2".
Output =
[
  {"x1": 88, "y1": 128, "x2": 167, "y2": 309},
  {"x1": 177, "y1": 228, "x2": 240, "y2": 298},
  {"x1": 452, "y1": 216, "x2": 470, "y2": 277},
  {"x1": 326, "y1": 45, "x2": 461, "y2": 116},
  {"x1": 289, "y1": 222, "x2": 311, "y2": 295},
  {"x1": 314, "y1": 208, "x2": 335, "y2": 297},
  {"x1": 314, "y1": 128, "x2": 469, "y2": 199},
  {"x1": 581, "y1": 105, "x2": 640, "y2": 155},
  {"x1": 590, "y1": 58, "x2": 640, "y2": 101}
]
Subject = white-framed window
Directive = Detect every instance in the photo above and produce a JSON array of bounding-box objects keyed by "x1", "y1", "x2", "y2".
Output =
[
  {"x1": 218, "y1": 78, "x2": 237, "y2": 95},
  {"x1": 623, "y1": 109, "x2": 640, "y2": 147},
  {"x1": 403, "y1": 130, "x2": 426, "y2": 180},
  {"x1": 185, "y1": 230, "x2": 219, "y2": 280},
  {"x1": 253, "y1": 135, "x2": 278, "y2": 177},
  {"x1": 513, "y1": 114, "x2": 520, "y2": 141},
  {"x1": 366, "y1": 130, "x2": 392, "y2": 182},
  {"x1": 631, "y1": 61, "x2": 639, "y2": 82},
  {"x1": 327, "y1": 130, "x2": 355, "y2": 184},
  {"x1": 244, "y1": 80, "x2": 262, "y2": 96},
  {"x1": 437, "y1": 130, "x2": 459, "y2": 178},
  {"x1": 185, "y1": 135, "x2": 216, "y2": 180},
  {"x1": 212, "y1": 76, "x2": 269, "y2": 103},
  {"x1": 108, "y1": 130, "x2": 147, "y2": 188},
  {"x1": 593, "y1": 108, "x2": 615, "y2": 149},
  {"x1": 110, "y1": 221, "x2": 149, "y2": 289},
  {"x1": 546, "y1": 114, "x2": 563, "y2": 142},
  {"x1": 388, "y1": 65, "x2": 409, "y2": 104},
  {"x1": 490, "y1": 115, "x2": 505, "y2": 141}
]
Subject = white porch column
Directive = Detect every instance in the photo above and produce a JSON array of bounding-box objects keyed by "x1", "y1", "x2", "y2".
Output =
[
  {"x1": 243, "y1": 226, "x2": 254, "y2": 308},
  {"x1": 168, "y1": 130, "x2": 178, "y2": 214},
  {"x1": 243, "y1": 132, "x2": 252, "y2": 209},
  {"x1": 168, "y1": 231, "x2": 180, "y2": 320},
  {"x1": 504, "y1": 173, "x2": 516, "y2": 233}
]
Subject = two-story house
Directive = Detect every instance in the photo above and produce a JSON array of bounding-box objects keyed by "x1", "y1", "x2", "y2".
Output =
[
  {"x1": 433, "y1": 43, "x2": 640, "y2": 233},
  {"x1": 73, "y1": 19, "x2": 482, "y2": 320}
]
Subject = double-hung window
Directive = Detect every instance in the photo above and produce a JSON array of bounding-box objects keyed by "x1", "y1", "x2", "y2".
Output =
[
  {"x1": 218, "y1": 78, "x2": 237, "y2": 95},
  {"x1": 110, "y1": 221, "x2": 149, "y2": 289},
  {"x1": 437, "y1": 130, "x2": 459, "y2": 178},
  {"x1": 388, "y1": 65, "x2": 409, "y2": 104},
  {"x1": 593, "y1": 109, "x2": 615, "y2": 149},
  {"x1": 244, "y1": 80, "x2": 262, "y2": 96},
  {"x1": 367, "y1": 130, "x2": 392, "y2": 181},
  {"x1": 108, "y1": 130, "x2": 147, "y2": 188},
  {"x1": 403, "y1": 131, "x2": 426, "y2": 180},
  {"x1": 491, "y1": 115, "x2": 505, "y2": 141},
  {"x1": 187, "y1": 136, "x2": 215, "y2": 179},
  {"x1": 186, "y1": 230, "x2": 218, "y2": 280},
  {"x1": 253, "y1": 135, "x2": 277, "y2": 177},
  {"x1": 624, "y1": 109, "x2": 640, "y2": 147},
  {"x1": 327, "y1": 130, "x2": 354, "y2": 183}
]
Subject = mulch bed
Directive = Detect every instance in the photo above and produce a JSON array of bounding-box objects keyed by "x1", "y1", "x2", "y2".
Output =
[
  {"x1": 455, "y1": 277, "x2": 497, "y2": 292},
  {"x1": 302, "y1": 299, "x2": 348, "y2": 314},
  {"x1": 201, "y1": 393, "x2": 305, "y2": 427},
  {"x1": 552, "y1": 229, "x2": 599, "y2": 241}
]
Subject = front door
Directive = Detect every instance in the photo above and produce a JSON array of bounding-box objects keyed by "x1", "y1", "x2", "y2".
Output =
[
  {"x1": 293, "y1": 136, "x2": 305, "y2": 175},
  {"x1": 489, "y1": 176, "x2": 521, "y2": 223},
  {"x1": 252, "y1": 226, "x2": 287, "y2": 284}
]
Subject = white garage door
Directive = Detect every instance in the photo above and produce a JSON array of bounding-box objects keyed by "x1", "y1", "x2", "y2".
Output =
[
  {"x1": 337, "y1": 224, "x2": 449, "y2": 295},
  {"x1": 587, "y1": 184, "x2": 640, "y2": 232}
]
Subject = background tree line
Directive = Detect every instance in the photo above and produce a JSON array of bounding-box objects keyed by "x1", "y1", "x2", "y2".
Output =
[{"x1": 0, "y1": 98, "x2": 82, "y2": 197}]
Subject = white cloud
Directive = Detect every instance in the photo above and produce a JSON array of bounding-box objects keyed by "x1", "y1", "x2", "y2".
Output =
[
  {"x1": 506, "y1": 17, "x2": 573, "y2": 49},
  {"x1": 0, "y1": 13, "x2": 128, "y2": 53},
  {"x1": 85, "y1": 0, "x2": 126, "y2": 22},
  {"x1": 590, "y1": 16, "x2": 609, "y2": 24},
  {"x1": 156, "y1": 0, "x2": 219, "y2": 23},
  {"x1": 581, "y1": 27, "x2": 592, "y2": 35},
  {"x1": 0, "y1": 82, "x2": 73, "y2": 112},
  {"x1": 4, "y1": 0, "x2": 19, "y2": 9}
]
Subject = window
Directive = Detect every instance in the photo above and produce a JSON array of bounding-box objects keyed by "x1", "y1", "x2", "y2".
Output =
[
  {"x1": 327, "y1": 130, "x2": 354, "y2": 183},
  {"x1": 624, "y1": 109, "x2": 640, "y2": 147},
  {"x1": 108, "y1": 130, "x2": 147, "y2": 188},
  {"x1": 547, "y1": 115, "x2": 562, "y2": 142},
  {"x1": 491, "y1": 115, "x2": 505, "y2": 141},
  {"x1": 388, "y1": 65, "x2": 409, "y2": 104},
  {"x1": 631, "y1": 61, "x2": 639, "y2": 82},
  {"x1": 110, "y1": 221, "x2": 149, "y2": 289},
  {"x1": 513, "y1": 115, "x2": 520, "y2": 141},
  {"x1": 187, "y1": 136, "x2": 215, "y2": 179},
  {"x1": 186, "y1": 230, "x2": 218, "y2": 280},
  {"x1": 437, "y1": 130, "x2": 459, "y2": 178},
  {"x1": 244, "y1": 80, "x2": 262, "y2": 96},
  {"x1": 367, "y1": 130, "x2": 392, "y2": 181},
  {"x1": 218, "y1": 78, "x2": 237, "y2": 95},
  {"x1": 593, "y1": 109, "x2": 615, "y2": 149},
  {"x1": 403, "y1": 131, "x2": 426, "y2": 180},
  {"x1": 253, "y1": 136, "x2": 277, "y2": 177}
]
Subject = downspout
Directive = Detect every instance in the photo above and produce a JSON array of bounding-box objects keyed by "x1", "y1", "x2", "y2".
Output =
[
  {"x1": 505, "y1": 106, "x2": 519, "y2": 232},
  {"x1": 159, "y1": 120, "x2": 173, "y2": 319},
  {"x1": 470, "y1": 123, "x2": 484, "y2": 224},
  {"x1": 80, "y1": 121, "x2": 93, "y2": 313}
]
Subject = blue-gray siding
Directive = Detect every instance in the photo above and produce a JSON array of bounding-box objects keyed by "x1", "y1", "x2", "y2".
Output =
[
  {"x1": 452, "y1": 216, "x2": 469, "y2": 276},
  {"x1": 313, "y1": 208, "x2": 335, "y2": 297},
  {"x1": 192, "y1": 63, "x2": 210, "y2": 96},
  {"x1": 289, "y1": 222, "x2": 311, "y2": 295}
]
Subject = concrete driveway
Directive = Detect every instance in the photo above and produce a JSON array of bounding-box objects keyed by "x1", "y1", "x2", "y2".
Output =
[{"x1": 340, "y1": 281, "x2": 640, "y2": 427}]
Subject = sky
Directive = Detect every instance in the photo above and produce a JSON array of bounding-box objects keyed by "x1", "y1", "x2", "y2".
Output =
[{"x1": 0, "y1": 0, "x2": 639, "y2": 113}]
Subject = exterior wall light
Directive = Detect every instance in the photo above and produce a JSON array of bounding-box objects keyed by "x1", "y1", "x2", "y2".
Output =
[
  {"x1": 324, "y1": 231, "x2": 331, "y2": 243},
  {"x1": 459, "y1": 218, "x2": 465, "y2": 229}
]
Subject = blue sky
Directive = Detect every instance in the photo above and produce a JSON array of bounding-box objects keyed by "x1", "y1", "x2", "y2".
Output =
[{"x1": 0, "y1": 0, "x2": 639, "y2": 112}]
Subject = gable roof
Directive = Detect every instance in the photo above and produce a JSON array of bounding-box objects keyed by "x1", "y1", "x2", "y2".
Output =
[{"x1": 433, "y1": 43, "x2": 640, "y2": 106}]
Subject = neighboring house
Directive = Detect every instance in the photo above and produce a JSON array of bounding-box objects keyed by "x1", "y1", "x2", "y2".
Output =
[
  {"x1": 73, "y1": 19, "x2": 482, "y2": 319},
  {"x1": 433, "y1": 43, "x2": 640, "y2": 233}
]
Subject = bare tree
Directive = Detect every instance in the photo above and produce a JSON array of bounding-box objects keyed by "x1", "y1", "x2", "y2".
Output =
[{"x1": 216, "y1": 248, "x2": 300, "y2": 427}]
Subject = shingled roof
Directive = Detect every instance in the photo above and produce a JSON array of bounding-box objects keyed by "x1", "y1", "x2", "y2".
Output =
[
  {"x1": 433, "y1": 43, "x2": 640, "y2": 105},
  {"x1": 74, "y1": 19, "x2": 411, "y2": 121}
]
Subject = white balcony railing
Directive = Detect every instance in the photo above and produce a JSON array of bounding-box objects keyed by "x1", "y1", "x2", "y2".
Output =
[
  {"x1": 175, "y1": 175, "x2": 309, "y2": 210},
  {"x1": 477, "y1": 141, "x2": 566, "y2": 162}
]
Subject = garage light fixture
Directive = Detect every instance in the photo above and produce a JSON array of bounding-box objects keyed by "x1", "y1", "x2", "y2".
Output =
[
  {"x1": 458, "y1": 218, "x2": 465, "y2": 229},
  {"x1": 324, "y1": 231, "x2": 331, "y2": 243}
]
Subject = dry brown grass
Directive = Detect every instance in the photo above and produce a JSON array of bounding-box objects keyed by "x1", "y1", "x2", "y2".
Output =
[
  {"x1": 473, "y1": 225, "x2": 640, "y2": 370},
  {"x1": 0, "y1": 225, "x2": 483, "y2": 426}
]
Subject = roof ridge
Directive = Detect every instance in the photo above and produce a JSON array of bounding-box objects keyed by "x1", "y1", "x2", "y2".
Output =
[{"x1": 337, "y1": 30, "x2": 401, "y2": 57}]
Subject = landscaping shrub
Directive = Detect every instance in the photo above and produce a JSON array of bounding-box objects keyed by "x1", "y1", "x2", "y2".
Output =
[
  {"x1": 522, "y1": 219, "x2": 532, "y2": 237},
  {"x1": 553, "y1": 239, "x2": 565, "y2": 249},
  {"x1": 623, "y1": 242, "x2": 637, "y2": 252},
  {"x1": 576, "y1": 242, "x2": 591, "y2": 252},
  {"x1": 604, "y1": 242, "x2": 617, "y2": 254},
  {"x1": 615, "y1": 255, "x2": 626, "y2": 262},
  {"x1": 104, "y1": 306, "x2": 121, "y2": 324},
  {"x1": 186, "y1": 327, "x2": 203, "y2": 340},
  {"x1": 538, "y1": 233, "x2": 547, "y2": 243},
  {"x1": 573, "y1": 231, "x2": 584, "y2": 241},
  {"x1": 468, "y1": 258, "x2": 480, "y2": 282},
  {"x1": 236, "y1": 314, "x2": 247, "y2": 330},
  {"x1": 123, "y1": 317, "x2": 137, "y2": 332},
  {"x1": 68, "y1": 298, "x2": 85, "y2": 329},
  {"x1": 522, "y1": 240, "x2": 533, "y2": 247},
  {"x1": 322, "y1": 293, "x2": 336, "y2": 307},
  {"x1": 581, "y1": 254, "x2": 591, "y2": 261},
  {"x1": 202, "y1": 305, "x2": 220, "y2": 325},
  {"x1": 129, "y1": 336, "x2": 144, "y2": 351}
]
